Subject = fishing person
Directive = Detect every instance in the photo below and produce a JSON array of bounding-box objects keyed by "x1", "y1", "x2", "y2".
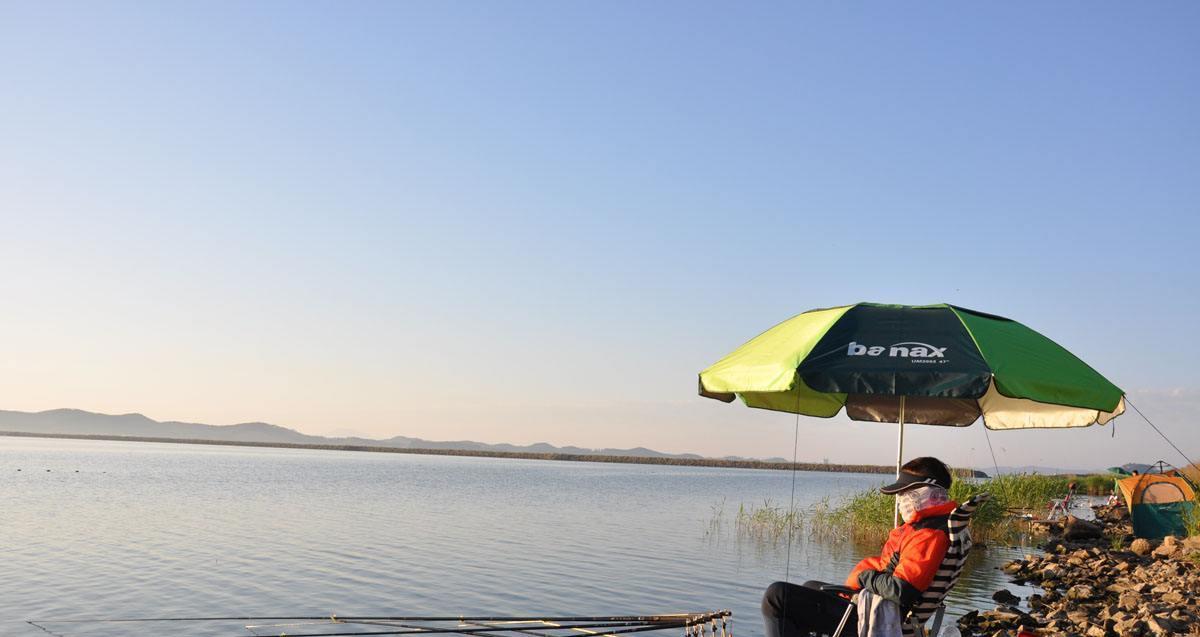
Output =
[{"x1": 761, "y1": 457, "x2": 957, "y2": 637}]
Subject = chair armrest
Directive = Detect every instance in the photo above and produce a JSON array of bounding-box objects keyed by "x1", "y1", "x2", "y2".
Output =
[{"x1": 817, "y1": 584, "x2": 855, "y2": 595}]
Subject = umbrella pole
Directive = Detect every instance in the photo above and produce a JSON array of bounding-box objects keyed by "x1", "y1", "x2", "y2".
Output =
[{"x1": 894, "y1": 396, "x2": 906, "y2": 527}]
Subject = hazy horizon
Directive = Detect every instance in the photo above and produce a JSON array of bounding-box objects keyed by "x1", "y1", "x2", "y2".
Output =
[{"x1": 2, "y1": 3, "x2": 1198, "y2": 471}]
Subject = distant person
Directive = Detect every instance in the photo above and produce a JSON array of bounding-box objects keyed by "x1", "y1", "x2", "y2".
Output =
[{"x1": 761, "y1": 457, "x2": 957, "y2": 637}]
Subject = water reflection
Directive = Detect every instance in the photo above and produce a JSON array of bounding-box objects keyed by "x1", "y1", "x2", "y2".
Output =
[{"x1": 2, "y1": 438, "x2": 1036, "y2": 637}]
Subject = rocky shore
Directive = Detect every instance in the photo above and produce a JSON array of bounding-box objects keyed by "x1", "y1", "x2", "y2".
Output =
[{"x1": 957, "y1": 506, "x2": 1200, "y2": 636}]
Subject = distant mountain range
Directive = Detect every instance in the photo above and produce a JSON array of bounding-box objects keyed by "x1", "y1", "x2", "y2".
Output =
[{"x1": 0, "y1": 408, "x2": 726, "y2": 460}]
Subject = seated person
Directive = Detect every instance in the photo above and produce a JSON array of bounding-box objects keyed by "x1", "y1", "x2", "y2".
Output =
[{"x1": 761, "y1": 457, "x2": 957, "y2": 637}]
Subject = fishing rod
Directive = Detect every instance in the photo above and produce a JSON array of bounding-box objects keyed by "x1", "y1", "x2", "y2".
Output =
[
  {"x1": 27, "y1": 611, "x2": 733, "y2": 637},
  {"x1": 32, "y1": 614, "x2": 722, "y2": 624}
]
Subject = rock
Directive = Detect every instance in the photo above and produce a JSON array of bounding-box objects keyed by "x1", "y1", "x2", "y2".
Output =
[
  {"x1": 1068, "y1": 584, "x2": 1096, "y2": 600},
  {"x1": 991, "y1": 513, "x2": 1200, "y2": 635},
  {"x1": 1041, "y1": 564, "x2": 1064, "y2": 579},
  {"x1": 957, "y1": 609, "x2": 979, "y2": 630},
  {"x1": 1144, "y1": 616, "x2": 1177, "y2": 636},
  {"x1": 1065, "y1": 515, "x2": 1104, "y2": 540},
  {"x1": 1151, "y1": 536, "x2": 1178, "y2": 559},
  {"x1": 992, "y1": 589, "x2": 1021, "y2": 606},
  {"x1": 1159, "y1": 590, "x2": 1185, "y2": 605},
  {"x1": 1114, "y1": 618, "x2": 1144, "y2": 637},
  {"x1": 1119, "y1": 591, "x2": 1143, "y2": 612},
  {"x1": 1097, "y1": 505, "x2": 1131, "y2": 523}
]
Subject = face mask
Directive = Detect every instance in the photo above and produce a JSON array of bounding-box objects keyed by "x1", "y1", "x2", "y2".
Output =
[{"x1": 897, "y1": 486, "x2": 949, "y2": 523}]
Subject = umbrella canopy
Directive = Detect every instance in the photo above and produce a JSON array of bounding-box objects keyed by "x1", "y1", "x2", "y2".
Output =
[{"x1": 699, "y1": 303, "x2": 1125, "y2": 429}]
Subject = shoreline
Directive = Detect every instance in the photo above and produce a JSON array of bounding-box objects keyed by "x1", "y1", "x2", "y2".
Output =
[
  {"x1": 0, "y1": 430, "x2": 984, "y2": 475},
  {"x1": 959, "y1": 506, "x2": 1199, "y2": 636}
]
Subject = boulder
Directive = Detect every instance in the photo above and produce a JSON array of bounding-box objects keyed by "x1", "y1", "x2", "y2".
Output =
[
  {"x1": 1130, "y1": 538, "x2": 1152, "y2": 556},
  {"x1": 1065, "y1": 515, "x2": 1104, "y2": 540},
  {"x1": 992, "y1": 589, "x2": 1021, "y2": 606}
]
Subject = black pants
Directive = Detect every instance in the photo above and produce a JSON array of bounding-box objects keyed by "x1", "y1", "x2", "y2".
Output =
[{"x1": 761, "y1": 580, "x2": 856, "y2": 637}]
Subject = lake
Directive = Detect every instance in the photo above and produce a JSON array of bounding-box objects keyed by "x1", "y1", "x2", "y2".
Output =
[{"x1": 1, "y1": 437, "x2": 1036, "y2": 636}]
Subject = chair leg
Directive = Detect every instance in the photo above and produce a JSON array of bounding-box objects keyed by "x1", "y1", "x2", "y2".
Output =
[
  {"x1": 831, "y1": 602, "x2": 855, "y2": 637},
  {"x1": 926, "y1": 605, "x2": 946, "y2": 637}
]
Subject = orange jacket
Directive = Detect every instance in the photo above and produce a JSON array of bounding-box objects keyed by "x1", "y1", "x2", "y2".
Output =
[{"x1": 844, "y1": 500, "x2": 955, "y2": 597}]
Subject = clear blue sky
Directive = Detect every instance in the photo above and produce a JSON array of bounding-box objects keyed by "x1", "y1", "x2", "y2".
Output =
[{"x1": 2, "y1": 2, "x2": 1198, "y2": 470}]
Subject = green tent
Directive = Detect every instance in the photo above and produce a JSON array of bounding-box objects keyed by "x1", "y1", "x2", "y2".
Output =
[{"x1": 1117, "y1": 474, "x2": 1197, "y2": 538}]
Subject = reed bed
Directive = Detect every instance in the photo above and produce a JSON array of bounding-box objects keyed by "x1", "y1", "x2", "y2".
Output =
[
  {"x1": 735, "y1": 500, "x2": 806, "y2": 541},
  {"x1": 729, "y1": 473, "x2": 1134, "y2": 546}
]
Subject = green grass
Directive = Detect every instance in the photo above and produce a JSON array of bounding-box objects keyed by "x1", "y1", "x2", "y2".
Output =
[
  {"x1": 729, "y1": 473, "x2": 1179, "y2": 546},
  {"x1": 1072, "y1": 473, "x2": 1120, "y2": 495},
  {"x1": 735, "y1": 500, "x2": 805, "y2": 541},
  {"x1": 807, "y1": 490, "x2": 893, "y2": 542},
  {"x1": 1184, "y1": 501, "x2": 1200, "y2": 538},
  {"x1": 800, "y1": 473, "x2": 1125, "y2": 545},
  {"x1": 800, "y1": 475, "x2": 1060, "y2": 544}
]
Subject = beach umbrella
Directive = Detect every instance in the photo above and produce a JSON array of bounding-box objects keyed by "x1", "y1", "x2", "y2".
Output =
[{"x1": 699, "y1": 303, "x2": 1125, "y2": 481}]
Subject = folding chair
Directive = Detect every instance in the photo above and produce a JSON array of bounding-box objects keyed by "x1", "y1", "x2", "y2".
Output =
[
  {"x1": 1046, "y1": 484, "x2": 1079, "y2": 522},
  {"x1": 823, "y1": 493, "x2": 990, "y2": 637}
]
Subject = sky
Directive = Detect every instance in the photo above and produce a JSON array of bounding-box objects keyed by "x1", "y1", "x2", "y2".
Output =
[{"x1": 1, "y1": 2, "x2": 1198, "y2": 471}]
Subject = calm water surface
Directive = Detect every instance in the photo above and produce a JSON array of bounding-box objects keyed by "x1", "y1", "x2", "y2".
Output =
[{"x1": 1, "y1": 438, "x2": 1036, "y2": 636}]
